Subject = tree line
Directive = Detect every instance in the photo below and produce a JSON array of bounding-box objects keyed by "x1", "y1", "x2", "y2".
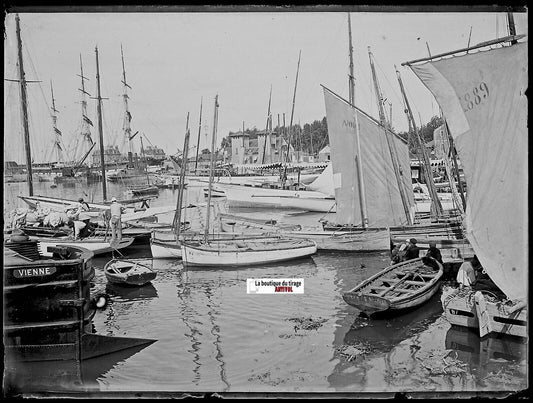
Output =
[{"x1": 220, "y1": 114, "x2": 443, "y2": 157}]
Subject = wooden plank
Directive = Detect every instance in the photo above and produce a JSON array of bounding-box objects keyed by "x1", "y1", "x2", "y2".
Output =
[
  {"x1": 371, "y1": 286, "x2": 414, "y2": 294},
  {"x1": 380, "y1": 278, "x2": 428, "y2": 286},
  {"x1": 474, "y1": 291, "x2": 493, "y2": 337},
  {"x1": 379, "y1": 270, "x2": 418, "y2": 297}
]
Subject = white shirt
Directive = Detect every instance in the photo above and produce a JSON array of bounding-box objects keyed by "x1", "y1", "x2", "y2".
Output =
[{"x1": 456, "y1": 261, "x2": 476, "y2": 286}]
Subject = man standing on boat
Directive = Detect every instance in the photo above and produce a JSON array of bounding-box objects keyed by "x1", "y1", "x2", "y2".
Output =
[{"x1": 110, "y1": 197, "x2": 124, "y2": 243}]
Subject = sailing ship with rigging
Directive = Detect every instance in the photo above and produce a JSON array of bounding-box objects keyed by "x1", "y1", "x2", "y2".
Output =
[{"x1": 405, "y1": 24, "x2": 527, "y2": 337}]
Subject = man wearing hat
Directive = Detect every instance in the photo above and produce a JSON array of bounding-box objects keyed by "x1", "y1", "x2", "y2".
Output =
[
  {"x1": 404, "y1": 238, "x2": 420, "y2": 260},
  {"x1": 109, "y1": 197, "x2": 124, "y2": 242}
]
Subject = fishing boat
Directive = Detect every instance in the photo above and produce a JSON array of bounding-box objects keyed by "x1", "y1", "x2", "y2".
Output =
[
  {"x1": 182, "y1": 95, "x2": 318, "y2": 267},
  {"x1": 104, "y1": 258, "x2": 157, "y2": 286},
  {"x1": 342, "y1": 257, "x2": 443, "y2": 316},
  {"x1": 4, "y1": 224, "x2": 155, "y2": 364},
  {"x1": 217, "y1": 181, "x2": 336, "y2": 212},
  {"x1": 149, "y1": 110, "x2": 193, "y2": 259},
  {"x1": 203, "y1": 186, "x2": 225, "y2": 198},
  {"x1": 32, "y1": 235, "x2": 134, "y2": 256},
  {"x1": 405, "y1": 19, "x2": 527, "y2": 337},
  {"x1": 219, "y1": 212, "x2": 301, "y2": 234},
  {"x1": 125, "y1": 184, "x2": 159, "y2": 197},
  {"x1": 182, "y1": 236, "x2": 317, "y2": 267},
  {"x1": 18, "y1": 194, "x2": 154, "y2": 215}
]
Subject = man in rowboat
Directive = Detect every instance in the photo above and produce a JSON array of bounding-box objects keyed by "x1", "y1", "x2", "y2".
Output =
[{"x1": 404, "y1": 238, "x2": 420, "y2": 260}]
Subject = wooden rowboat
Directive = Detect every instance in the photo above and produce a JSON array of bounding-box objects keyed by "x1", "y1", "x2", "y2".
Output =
[
  {"x1": 342, "y1": 257, "x2": 443, "y2": 316},
  {"x1": 104, "y1": 259, "x2": 157, "y2": 286},
  {"x1": 182, "y1": 237, "x2": 317, "y2": 267}
]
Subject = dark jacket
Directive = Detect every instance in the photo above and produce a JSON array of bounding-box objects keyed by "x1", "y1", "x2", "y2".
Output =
[
  {"x1": 404, "y1": 245, "x2": 420, "y2": 260},
  {"x1": 426, "y1": 247, "x2": 443, "y2": 264}
]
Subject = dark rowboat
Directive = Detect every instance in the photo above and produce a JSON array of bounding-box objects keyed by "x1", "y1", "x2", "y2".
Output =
[
  {"x1": 342, "y1": 257, "x2": 443, "y2": 317},
  {"x1": 104, "y1": 258, "x2": 157, "y2": 286}
]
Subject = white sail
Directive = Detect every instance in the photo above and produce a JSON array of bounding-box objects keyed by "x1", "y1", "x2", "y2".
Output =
[
  {"x1": 306, "y1": 163, "x2": 335, "y2": 196},
  {"x1": 410, "y1": 42, "x2": 528, "y2": 300},
  {"x1": 323, "y1": 87, "x2": 414, "y2": 227}
]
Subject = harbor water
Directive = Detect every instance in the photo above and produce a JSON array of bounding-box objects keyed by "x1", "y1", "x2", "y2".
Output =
[{"x1": 3, "y1": 180, "x2": 528, "y2": 396}]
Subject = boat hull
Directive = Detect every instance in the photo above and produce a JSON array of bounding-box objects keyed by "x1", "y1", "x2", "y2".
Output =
[
  {"x1": 342, "y1": 258, "x2": 444, "y2": 316},
  {"x1": 440, "y1": 285, "x2": 527, "y2": 338},
  {"x1": 34, "y1": 237, "x2": 134, "y2": 256},
  {"x1": 150, "y1": 238, "x2": 182, "y2": 259},
  {"x1": 104, "y1": 259, "x2": 157, "y2": 286},
  {"x1": 182, "y1": 239, "x2": 317, "y2": 267},
  {"x1": 219, "y1": 183, "x2": 335, "y2": 212},
  {"x1": 286, "y1": 228, "x2": 390, "y2": 252},
  {"x1": 3, "y1": 241, "x2": 155, "y2": 363}
]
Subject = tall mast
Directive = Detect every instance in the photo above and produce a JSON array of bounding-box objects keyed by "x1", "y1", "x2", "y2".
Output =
[
  {"x1": 120, "y1": 44, "x2": 134, "y2": 158},
  {"x1": 194, "y1": 98, "x2": 203, "y2": 172},
  {"x1": 15, "y1": 14, "x2": 33, "y2": 196},
  {"x1": 346, "y1": 16, "x2": 368, "y2": 228},
  {"x1": 77, "y1": 54, "x2": 94, "y2": 165},
  {"x1": 173, "y1": 114, "x2": 190, "y2": 239},
  {"x1": 49, "y1": 81, "x2": 64, "y2": 165},
  {"x1": 395, "y1": 66, "x2": 443, "y2": 218},
  {"x1": 347, "y1": 13, "x2": 355, "y2": 105},
  {"x1": 283, "y1": 50, "x2": 301, "y2": 167},
  {"x1": 204, "y1": 95, "x2": 219, "y2": 243},
  {"x1": 95, "y1": 46, "x2": 107, "y2": 200},
  {"x1": 507, "y1": 11, "x2": 517, "y2": 44},
  {"x1": 440, "y1": 120, "x2": 465, "y2": 215},
  {"x1": 368, "y1": 49, "x2": 412, "y2": 225},
  {"x1": 261, "y1": 85, "x2": 272, "y2": 164}
]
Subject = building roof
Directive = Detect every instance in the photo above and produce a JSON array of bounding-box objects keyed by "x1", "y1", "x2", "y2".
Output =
[{"x1": 318, "y1": 145, "x2": 330, "y2": 154}]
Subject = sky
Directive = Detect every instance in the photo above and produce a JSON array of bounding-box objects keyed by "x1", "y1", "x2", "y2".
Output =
[{"x1": 4, "y1": 6, "x2": 528, "y2": 164}]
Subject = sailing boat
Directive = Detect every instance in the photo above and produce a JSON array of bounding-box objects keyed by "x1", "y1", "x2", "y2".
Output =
[
  {"x1": 106, "y1": 45, "x2": 156, "y2": 191},
  {"x1": 405, "y1": 29, "x2": 527, "y2": 337},
  {"x1": 213, "y1": 53, "x2": 336, "y2": 213},
  {"x1": 181, "y1": 96, "x2": 317, "y2": 267},
  {"x1": 150, "y1": 113, "x2": 191, "y2": 259},
  {"x1": 6, "y1": 26, "x2": 134, "y2": 255}
]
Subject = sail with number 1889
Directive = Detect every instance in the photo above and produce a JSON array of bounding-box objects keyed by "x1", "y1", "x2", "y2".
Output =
[{"x1": 406, "y1": 35, "x2": 527, "y2": 337}]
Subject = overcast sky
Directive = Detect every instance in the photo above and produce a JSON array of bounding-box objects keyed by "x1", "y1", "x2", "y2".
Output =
[{"x1": 4, "y1": 7, "x2": 528, "y2": 164}]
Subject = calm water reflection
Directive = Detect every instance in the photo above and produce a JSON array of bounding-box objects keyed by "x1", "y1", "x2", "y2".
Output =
[{"x1": 3, "y1": 181, "x2": 528, "y2": 395}]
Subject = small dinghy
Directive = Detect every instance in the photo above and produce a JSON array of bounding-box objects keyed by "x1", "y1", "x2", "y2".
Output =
[
  {"x1": 342, "y1": 257, "x2": 443, "y2": 317},
  {"x1": 104, "y1": 258, "x2": 157, "y2": 286}
]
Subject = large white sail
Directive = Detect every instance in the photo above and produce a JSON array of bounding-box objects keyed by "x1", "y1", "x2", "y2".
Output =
[
  {"x1": 409, "y1": 42, "x2": 528, "y2": 300},
  {"x1": 323, "y1": 87, "x2": 414, "y2": 227}
]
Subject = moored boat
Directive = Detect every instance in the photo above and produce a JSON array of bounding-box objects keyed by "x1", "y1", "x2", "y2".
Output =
[
  {"x1": 285, "y1": 227, "x2": 391, "y2": 252},
  {"x1": 406, "y1": 30, "x2": 527, "y2": 338},
  {"x1": 217, "y1": 182, "x2": 336, "y2": 212},
  {"x1": 342, "y1": 257, "x2": 444, "y2": 316},
  {"x1": 104, "y1": 258, "x2": 157, "y2": 286},
  {"x1": 182, "y1": 237, "x2": 317, "y2": 267},
  {"x1": 440, "y1": 286, "x2": 527, "y2": 339},
  {"x1": 219, "y1": 212, "x2": 301, "y2": 234},
  {"x1": 32, "y1": 236, "x2": 134, "y2": 256},
  {"x1": 3, "y1": 234, "x2": 155, "y2": 363}
]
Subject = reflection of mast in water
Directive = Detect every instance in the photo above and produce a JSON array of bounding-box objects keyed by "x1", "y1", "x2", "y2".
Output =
[
  {"x1": 204, "y1": 283, "x2": 231, "y2": 391},
  {"x1": 176, "y1": 269, "x2": 202, "y2": 386}
]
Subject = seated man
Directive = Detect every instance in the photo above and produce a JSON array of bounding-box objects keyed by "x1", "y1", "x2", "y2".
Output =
[
  {"x1": 456, "y1": 255, "x2": 480, "y2": 287},
  {"x1": 426, "y1": 241, "x2": 443, "y2": 265},
  {"x1": 404, "y1": 238, "x2": 420, "y2": 260}
]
